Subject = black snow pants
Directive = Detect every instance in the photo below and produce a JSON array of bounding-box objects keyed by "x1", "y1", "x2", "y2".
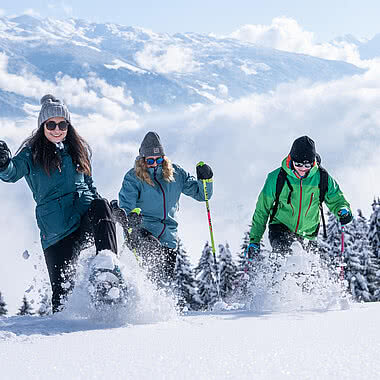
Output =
[
  {"x1": 268, "y1": 223, "x2": 317, "y2": 255},
  {"x1": 43, "y1": 198, "x2": 117, "y2": 313}
]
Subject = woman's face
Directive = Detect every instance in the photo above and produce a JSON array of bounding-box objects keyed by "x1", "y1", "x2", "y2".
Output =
[{"x1": 44, "y1": 117, "x2": 68, "y2": 144}]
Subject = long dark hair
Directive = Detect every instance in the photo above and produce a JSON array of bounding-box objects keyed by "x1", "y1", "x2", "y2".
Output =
[{"x1": 17, "y1": 123, "x2": 92, "y2": 176}]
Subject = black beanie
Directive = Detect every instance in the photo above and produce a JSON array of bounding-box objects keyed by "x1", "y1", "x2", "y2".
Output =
[
  {"x1": 139, "y1": 131, "x2": 165, "y2": 157},
  {"x1": 290, "y1": 136, "x2": 316, "y2": 163}
]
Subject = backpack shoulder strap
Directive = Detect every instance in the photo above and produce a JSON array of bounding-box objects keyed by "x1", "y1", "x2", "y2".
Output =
[
  {"x1": 318, "y1": 167, "x2": 329, "y2": 204},
  {"x1": 317, "y1": 166, "x2": 329, "y2": 238},
  {"x1": 269, "y1": 168, "x2": 293, "y2": 223}
]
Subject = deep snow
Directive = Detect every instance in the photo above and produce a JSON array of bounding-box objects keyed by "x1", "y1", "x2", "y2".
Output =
[
  {"x1": 1, "y1": 303, "x2": 379, "y2": 379},
  {"x1": 1, "y1": 245, "x2": 379, "y2": 380}
]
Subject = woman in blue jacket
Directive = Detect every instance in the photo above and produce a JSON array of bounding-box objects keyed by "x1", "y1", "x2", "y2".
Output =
[
  {"x1": 116, "y1": 131, "x2": 213, "y2": 288},
  {"x1": 0, "y1": 95, "x2": 118, "y2": 312}
]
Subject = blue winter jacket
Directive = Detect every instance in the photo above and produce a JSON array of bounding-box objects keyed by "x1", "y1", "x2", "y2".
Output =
[
  {"x1": 118, "y1": 163, "x2": 213, "y2": 249},
  {"x1": 0, "y1": 145, "x2": 98, "y2": 249}
]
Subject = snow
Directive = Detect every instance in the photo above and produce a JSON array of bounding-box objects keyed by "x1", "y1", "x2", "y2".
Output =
[
  {"x1": 1, "y1": 303, "x2": 379, "y2": 379},
  {"x1": 1, "y1": 244, "x2": 379, "y2": 379},
  {"x1": 104, "y1": 59, "x2": 148, "y2": 73}
]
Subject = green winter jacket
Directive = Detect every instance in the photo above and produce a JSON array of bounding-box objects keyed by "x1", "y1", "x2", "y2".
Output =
[
  {"x1": 249, "y1": 157, "x2": 351, "y2": 244},
  {"x1": 119, "y1": 163, "x2": 213, "y2": 249},
  {"x1": 0, "y1": 145, "x2": 97, "y2": 249}
]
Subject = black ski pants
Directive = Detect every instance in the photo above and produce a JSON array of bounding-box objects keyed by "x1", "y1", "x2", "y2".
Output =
[
  {"x1": 269, "y1": 223, "x2": 317, "y2": 255},
  {"x1": 139, "y1": 243, "x2": 178, "y2": 289},
  {"x1": 43, "y1": 198, "x2": 117, "y2": 313},
  {"x1": 126, "y1": 228, "x2": 177, "y2": 289}
]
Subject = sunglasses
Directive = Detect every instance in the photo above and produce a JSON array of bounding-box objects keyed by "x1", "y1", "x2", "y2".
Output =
[
  {"x1": 293, "y1": 161, "x2": 313, "y2": 169},
  {"x1": 145, "y1": 157, "x2": 164, "y2": 165},
  {"x1": 45, "y1": 120, "x2": 69, "y2": 131}
]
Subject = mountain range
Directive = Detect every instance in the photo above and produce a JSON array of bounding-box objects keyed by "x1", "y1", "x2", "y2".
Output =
[{"x1": 0, "y1": 15, "x2": 366, "y2": 118}]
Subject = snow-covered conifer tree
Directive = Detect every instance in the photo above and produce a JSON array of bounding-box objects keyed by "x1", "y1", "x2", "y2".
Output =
[
  {"x1": 320, "y1": 211, "x2": 342, "y2": 276},
  {"x1": 218, "y1": 243, "x2": 237, "y2": 301},
  {"x1": 367, "y1": 199, "x2": 380, "y2": 300},
  {"x1": 38, "y1": 292, "x2": 52, "y2": 316},
  {"x1": 17, "y1": 295, "x2": 34, "y2": 316},
  {"x1": 344, "y1": 211, "x2": 371, "y2": 301},
  {"x1": 0, "y1": 291, "x2": 7, "y2": 316},
  {"x1": 173, "y1": 240, "x2": 201, "y2": 311},
  {"x1": 234, "y1": 230, "x2": 257, "y2": 301},
  {"x1": 368, "y1": 199, "x2": 380, "y2": 258},
  {"x1": 195, "y1": 242, "x2": 219, "y2": 309}
]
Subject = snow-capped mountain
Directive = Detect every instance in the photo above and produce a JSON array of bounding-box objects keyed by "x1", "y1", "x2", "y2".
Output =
[
  {"x1": 0, "y1": 15, "x2": 363, "y2": 117},
  {"x1": 335, "y1": 33, "x2": 380, "y2": 60}
]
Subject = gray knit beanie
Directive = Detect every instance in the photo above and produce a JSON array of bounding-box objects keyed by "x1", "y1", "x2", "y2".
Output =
[
  {"x1": 38, "y1": 94, "x2": 71, "y2": 127},
  {"x1": 139, "y1": 132, "x2": 165, "y2": 157}
]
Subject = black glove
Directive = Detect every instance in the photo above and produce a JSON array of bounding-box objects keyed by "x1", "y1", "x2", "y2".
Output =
[
  {"x1": 196, "y1": 161, "x2": 213, "y2": 180},
  {"x1": 0, "y1": 140, "x2": 11, "y2": 171},
  {"x1": 110, "y1": 200, "x2": 129, "y2": 227},
  {"x1": 338, "y1": 209, "x2": 353, "y2": 225},
  {"x1": 127, "y1": 209, "x2": 142, "y2": 229}
]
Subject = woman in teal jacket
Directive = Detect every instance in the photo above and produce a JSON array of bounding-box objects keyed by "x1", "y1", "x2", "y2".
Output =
[
  {"x1": 117, "y1": 131, "x2": 213, "y2": 288},
  {"x1": 0, "y1": 95, "x2": 118, "y2": 312}
]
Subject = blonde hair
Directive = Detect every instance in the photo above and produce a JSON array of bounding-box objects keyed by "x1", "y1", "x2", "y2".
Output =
[{"x1": 135, "y1": 156, "x2": 175, "y2": 186}]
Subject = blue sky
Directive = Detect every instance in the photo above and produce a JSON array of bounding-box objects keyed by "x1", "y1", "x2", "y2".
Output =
[{"x1": 0, "y1": 0, "x2": 379, "y2": 41}]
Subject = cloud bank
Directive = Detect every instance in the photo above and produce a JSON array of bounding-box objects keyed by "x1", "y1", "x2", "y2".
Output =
[
  {"x1": 135, "y1": 44, "x2": 200, "y2": 74},
  {"x1": 230, "y1": 17, "x2": 362, "y2": 66}
]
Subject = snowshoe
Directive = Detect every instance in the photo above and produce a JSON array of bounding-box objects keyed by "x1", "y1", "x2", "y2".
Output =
[{"x1": 88, "y1": 251, "x2": 128, "y2": 309}]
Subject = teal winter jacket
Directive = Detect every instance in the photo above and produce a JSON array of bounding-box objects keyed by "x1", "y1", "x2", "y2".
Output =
[
  {"x1": 0, "y1": 145, "x2": 98, "y2": 249},
  {"x1": 118, "y1": 163, "x2": 213, "y2": 249}
]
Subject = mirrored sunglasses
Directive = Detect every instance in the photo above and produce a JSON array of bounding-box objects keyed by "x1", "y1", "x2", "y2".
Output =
[
  {"x1": 45, "y1": 120, "x2": 69, "y2": 131},
  {"x1": 293, "y1": 161, "x2": 312, "y2": 169},
  {"x1": 145, "y1": 157, "x2": 164, "y2": 165}
]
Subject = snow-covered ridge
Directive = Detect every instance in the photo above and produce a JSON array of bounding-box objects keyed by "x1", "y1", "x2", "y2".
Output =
[{"x1": 0, "y1": 15, "x2": 364, "y2": 117}]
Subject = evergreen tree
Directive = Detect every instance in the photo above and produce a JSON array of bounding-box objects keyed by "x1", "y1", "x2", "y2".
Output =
[
  {"x1": 344, "y1": 211, "x2": 371, "y2": 301},
  {"x1": 218, "y1": 243, "x2": 238, "y2": 301},
  {"x1": 0, "y1": 291, "x2": 7, "y2": 316},
  {"x1": 368, "y1": 199, "x2": 380, "y2": 258},
  {"x1": 234, "y1": 230, "x2": 257, "y2": 301},
  {"x1": 17, "y1": 295, "x2": 34, "y2": 316},
  {"x1": 367, "y1": 199, "x2": 380, "y2": 300},
  {"x1": 320, "y1": 211, "x2": 342, "y2": 276},
  {"x1": 173, "y1": 240, "x2": 201, "y2": 311},
  {"x1": 195, "y1": 242, "x2": 219, "y2": 309},
  {"x1": 38, "y1": 292, "x2": 52, "y2": 316}
]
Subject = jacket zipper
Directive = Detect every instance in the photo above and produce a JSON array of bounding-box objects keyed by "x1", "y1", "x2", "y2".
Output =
[
  {"x1": 154, "y1": 169, "x2": 166, "y2": 239},
  {"x1": 295, "y1": 179, "x2": 303, "y2": 233},
  {"x1": 305, "y1": 193, "x2": 314, "y2": 217}
]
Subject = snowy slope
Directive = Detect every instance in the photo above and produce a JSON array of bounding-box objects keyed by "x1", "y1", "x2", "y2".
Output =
[
  {"x1": 1, "y1": 303, "x2": 379, "y2": 379},
  {"x1": 1, "y1": 244, "x2": 379, "y2": 379},
  {"x1": 0, "y1": 15, "x2": 363, "y2": 117}
]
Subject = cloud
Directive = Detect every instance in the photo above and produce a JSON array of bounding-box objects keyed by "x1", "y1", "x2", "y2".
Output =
[
  {"x1": 230, "y1": 17, "x2": 362, "y2": 66},
  {"x1": 135, "y1": 44, "x2": 200, "y2": 74},
  {"x1": 47, "y1": 1, "x2": 73, "y2": 17},
  {"x1": 23, "y1": 9, "x2": 42, "y2": 17},
  {"x1": 0, "y1": 9, "x2": 5, "y2": 16},
  {"x1": 0, "y1": 53, "x2": 138, "y2": 123}
]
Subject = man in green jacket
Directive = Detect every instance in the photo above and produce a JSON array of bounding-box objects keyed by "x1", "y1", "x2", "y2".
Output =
[{"x1": 247, "y1": 136, "x2": 352, "y2": 258}]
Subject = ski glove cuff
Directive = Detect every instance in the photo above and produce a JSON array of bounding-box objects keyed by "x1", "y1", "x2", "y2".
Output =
[
  {"x1": 0, "y1": 140, "x2": 11, "y2": 172},
  {"x1": 246, "y1": 243, "x2": 260, "y2": 261},
  {"x1": 196, "y1": 161, "x2": 213, "y2": 180},
  {"x1": 338, "y1": 209, "x2": 353, "y2": 225},
  {"x1": 127, "y1": 208, "x2": 142, "y2": 229}
]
